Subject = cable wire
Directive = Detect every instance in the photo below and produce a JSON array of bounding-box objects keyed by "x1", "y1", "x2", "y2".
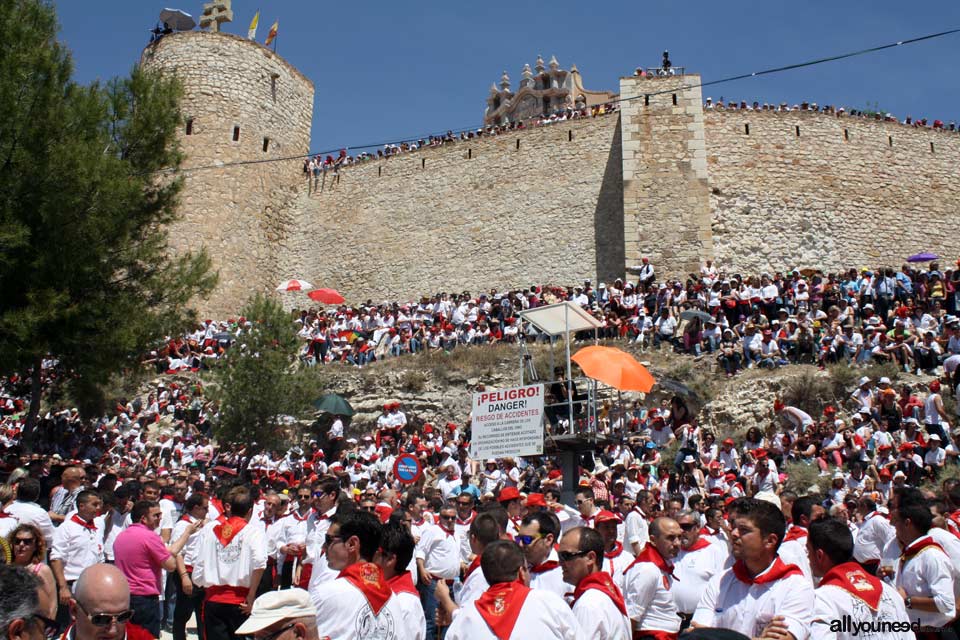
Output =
[{"x1": 171, "y1": 27, "x2": 960, "y2": 175}]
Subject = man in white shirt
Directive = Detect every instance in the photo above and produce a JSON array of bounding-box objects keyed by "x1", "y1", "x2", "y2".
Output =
[
  {"x1": 806, "y1": 517, "x2": 912, "y2": 640},
  {"x1": 853, "y1": 496, "x2": 895, "y2": 574},
  {"x1": 376, "y1": 522, "x2": 426, "y2": 640},
  {"x1": 192, "y1": 486, "x2": 267, "y2": 640},
  {"x1": 558, "y1": 527, "x2": 631, "y2": 640},
  {"x1": 50, "y1": 490, "x2": 104, "y2": 608},
  {"x1": 445, "y1": 540, "x2": 580, "y2": 640},
  {"x1": 310, "y1": 511, "x2": 405, "y2": 640},
  {"x1": 305, "y1": 478, "x2": 342, "y2": 590},
  {"x1": 5, "y1": 478, "x2": 56, "y2": 547},
  {"x1": 622, "y1": 517, "x2": 682, "y2": 638},
  {"x1": 172, "y1": 492, "x2": 209, "y2": 640},
  {"x1": 277, "y1": 485, "x2": 316, "y2": 589},
  {"x1": 890, "y1": 498, "x2": 956, "y2": 628},
  {"x1": 691, "y1": 497, "x2": 814, "y2": 639},
  {"x1": 594, "y1": 510, "x2": 634, "y2": 591},
  {"x1": 673, "y1": 510, "x2": 729, "y2": 625},
  {"x1": 415, "y1": 502, "x2": 460, "y2": 639},
  {"x1": 517, "y1": 511, "x2": 569, "y2": 599},
  {"x1": 779, "y1": 495, "x2": 824, "y2": 583},
  {"x1": 623, "y1": 491, "x2": 651, "y2": 555}
]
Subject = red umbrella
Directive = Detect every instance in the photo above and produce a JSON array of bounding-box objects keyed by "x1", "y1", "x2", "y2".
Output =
[
  {"x1": 307, "y1": 288, "x2": 345, "y2": 304},
  {"x1": 276, "y1": 279, "x2": 313, "y2": 292}
]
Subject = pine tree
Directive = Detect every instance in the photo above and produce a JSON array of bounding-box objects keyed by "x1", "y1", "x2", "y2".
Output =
[{"x1": 0, "y1": 0, "x2": 216, "y2": 441}]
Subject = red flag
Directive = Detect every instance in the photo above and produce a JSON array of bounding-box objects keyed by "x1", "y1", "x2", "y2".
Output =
[{"x1": 264, "y1": 20, "x2": 278, "y2": 46}]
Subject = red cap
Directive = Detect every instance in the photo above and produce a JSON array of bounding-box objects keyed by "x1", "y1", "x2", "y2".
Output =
[
  {"x1": 498, "y1": 487, "x2": 521, "y2": 502},
  {"x1": 724, "y1": 473, "x2": 737, "y2": 482},
  {"x1": 594, "y1": 510, "x2": 620, "y2": 524},
  {"x1": 525, "y1": 493, "x2": 547, "y2": 508},
  {"x1": 754, "y1": 449, "x2": 767, "y2": 459},
  {"x1": 723, "y1": 438, "x2": 735, "y2": 446},
  {"x1": 823, "y1": 405, "x2": 836, "y2": 415},
  {"x1": 879, "y1": 469, "x2": 892, "y2": 479},
  {"x1": 899, "y1": 442, "x2": 915, "y2": 453},
  {"x1": 709, "y1": 461, "x2": 722, "y2": 470},
  {"x1": 547, "y1": 470, "x2": 562, "y2": 480}
]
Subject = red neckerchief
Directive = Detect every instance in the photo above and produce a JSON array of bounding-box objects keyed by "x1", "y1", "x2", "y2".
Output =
[
  {"x1": 474, "y1": 581, "x2": 531, "y2": 640},
  {"x1": 899, "y1": 535, "x2": 945, "y2": 570},
  {"x1": 70, "y1": 514, "x2": 97, "y2": 531},
  {"x1": 386, "y1": 570, "x2": 418, "y2": 597},
  {"x1": 572, "y1": 571, "x2": 627, "y2": 616},
  {"x1": 291, "y1": 509, "x2": 311, "y2": 522},
  {"x1": 464, "y1": 556, "x2": 482, "y2": 581},
  {"x1": 604, "y1": 542, "x2": 624, "y2": 559},
  {"x1": 413, "y1": 517, "x2": 426, "y2": 526},
  {"x1": 456, "y1": 512, "x2": 476, "y2": 526},
  {"x1": 782, "y1": 525, "x2": 808, "y2": 543},
  {"x1": 338, "y1": 562, "x2": 392, "y2": 616},
  {"x1": 732, "y1": 557, "x2": 803, "y2": 585},
  {"x1": 626, "y1": 542, "x2": 676, "y2": 580},
  {"x1": 0, "y1": 511, "x2": 12, "y2": 519},
  {"x1": 439, "y1": 525, "x2": 454, "y2": 538},
  {"x1": 947, "y1": 510, "x2": 960, "y2": 540},
  {"x1": 213, "y1": 516, "x2": 247, "y2": 546},
  {"x1": 681, "y1": 537, "x2": 712, "y2": 552},
  {"x1": 529, "y1": 559, "x2": 560, "y2": 574},
  {"x1": 818, "y1": 561, "x2": 883, "y2": 611}
]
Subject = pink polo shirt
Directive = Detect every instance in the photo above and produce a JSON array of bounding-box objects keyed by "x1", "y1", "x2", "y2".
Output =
[{"x1": 113, "y1": 523, "x2": 171, "y2": 596}]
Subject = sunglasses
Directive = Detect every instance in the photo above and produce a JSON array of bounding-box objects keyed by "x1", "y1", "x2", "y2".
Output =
[
  {"x1": 439, "y1": 514, "x2": 456, "y2": 521},
  {"x1": 557, "y1": 550, "x2": 590, "y2": 562},
  {"x1": 323, "y1": 534, "x2": 343, "y2": 548},
  {"x1": 76, "y1": 601, "x2": 134, "y2": 627},
  {"x1": 679, "y1": 522, "x2": 699, "y2": 531},
  {"x1": 575, "y1": 499, "x2": 592, "y2": 505},
  {"x1": 514, "y1": 534, "x2": 542, "y2": 547},
  {"x1": 31, "y1": 614, "x2": 58, "y2": 639},
  {"x1": 13, "y1": 538, "x2": 35, "y2": 546}
]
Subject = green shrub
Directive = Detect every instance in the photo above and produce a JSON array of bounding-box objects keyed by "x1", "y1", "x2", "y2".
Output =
[
  {"x1": 400, "y1": 370, "x2": 427, "y2": 393},
  {"x1": 781, "y1": 460, "x2": 830, "y2": 495}
]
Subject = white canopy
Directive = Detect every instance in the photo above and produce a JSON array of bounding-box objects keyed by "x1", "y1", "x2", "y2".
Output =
[{"x1": 518, "y1": 301, "x2": 603, "y2": 336}]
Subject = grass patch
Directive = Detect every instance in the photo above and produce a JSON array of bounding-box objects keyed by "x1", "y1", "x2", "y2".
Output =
[
  {"x1": 781, "y1": 460, "x2": 830, "y2": 495},
  {"x1": 400, "y1": 370, "x2": 427, "y2": 393}
]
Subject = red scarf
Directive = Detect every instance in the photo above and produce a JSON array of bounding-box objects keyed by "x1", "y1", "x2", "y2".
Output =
[
  {"x1": 213, "y1": 516, "x2": 247, "y2": 546},
  {"x1": 474, "y1": 581, "x2": 531, "y2": 640},
  {"x1": 604, "y1": 542, "x2": 624, "y2": 559},
  {"x1": 456, "y1": 512, "x2": 476, "y2": 527},
  {"x1": 818, "y1": 562, "x2": 883, "y2": 610},
  {"x1": 732, "y1": 557, "x2": 803, "y2": 585},
  {"x1": 529, "y1": 559, "x2": 560, "y2": 574},
  {"x1": 338, "y1": 562, "x2": 392, "y2": 616},
  {"x1": 179, "y1": 515, "x2": 193, "y2": 523},
  {"x1": 70, "y1": 514, "x2": 97, "y2": 531},
  {"x1": 439, "y1": 525, "x2": 455, "y2": 538},
  {"x1": 572, "y1": 571, "x2": 627, "y2": 616},
  {"x1": 899, "y1": 535, "x2": 945, "y2": 569},
  {"x1": 626, "y1": 542, "x2": 676, "y2": 579},
  {"x1": 386, "y1": 571, "x2": 418, "y2": 597},
  {"x1": 782, "y1": 525, "x2": 808, "y2": 543},
  {"x1": 464, "y1": 556, "x2": 482, "y2": 581},
  {"x1": 681, "y1": 537, "x2": 712, "y2": 552},
  {"x1": 947, "y1": 510, "x2": 960, "y2": 540}
]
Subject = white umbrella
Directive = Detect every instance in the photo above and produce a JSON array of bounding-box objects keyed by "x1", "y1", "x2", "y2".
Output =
[
  {"x1": 276, "y1": 279, "x2": 314, "y2": 292},
  {"x1": 159, "y1": 8, "x2": 196, "y2": 31}
]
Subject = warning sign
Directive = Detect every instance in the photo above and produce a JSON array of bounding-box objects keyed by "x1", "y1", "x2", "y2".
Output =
[{"x1": 470, "y1": 384, "x2": 545, "y2": 460}]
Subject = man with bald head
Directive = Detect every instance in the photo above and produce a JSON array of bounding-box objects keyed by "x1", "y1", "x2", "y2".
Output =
[
  {"x1": 50, "y1": 467, "x2": 86, "y2": 525},
  {"x1": 69, "y1": 564, "x2": 145, "y2": 640},
  {"x1": 622, "y1": 516, "x2": 683, "y2": 639}
]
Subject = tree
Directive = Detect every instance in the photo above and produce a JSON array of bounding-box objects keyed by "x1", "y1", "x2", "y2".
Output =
[
  {"x1": 212, "y1": 294, "x2": 314, "y2": 450},
  {"x1": 0, "y1": 0, "x2": 216, "y2": 439}
]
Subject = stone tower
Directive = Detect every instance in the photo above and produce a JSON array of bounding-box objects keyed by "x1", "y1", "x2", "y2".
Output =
[{"x1": 140, "y1": 30, "x2": 314, "y2": 315}]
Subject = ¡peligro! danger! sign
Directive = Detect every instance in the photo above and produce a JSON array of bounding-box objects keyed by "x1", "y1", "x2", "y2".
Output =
[{"x1": 470, "y1": 384, "x2": 544, "y2": 460}]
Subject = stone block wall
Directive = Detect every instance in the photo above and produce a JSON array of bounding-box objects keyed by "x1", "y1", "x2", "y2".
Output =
[
  {"x1": 619, "y1": 74, "x2": 713, "y2": 278},
  {"x1": 140, "y1": 31, "x2": 314, "y2": 316},
  {"x1": 704, "y1": 109, "x2": 960, "y2": 274},
  {"x1": 280, "y1": 114, "x2": 624, "y2": 304}
]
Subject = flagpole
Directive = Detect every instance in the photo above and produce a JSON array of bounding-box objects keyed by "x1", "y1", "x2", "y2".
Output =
[{"x1": 273, "y1": 33, "x2": 277, "y2": 54}]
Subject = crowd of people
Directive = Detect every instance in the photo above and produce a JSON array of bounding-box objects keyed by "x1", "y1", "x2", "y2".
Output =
[
  {"x1": 301, "y1": 102, "x2": 620, "y2": 185},
  {"x1": 0, "y1": 258, "x2": 958, "y2": 639}
]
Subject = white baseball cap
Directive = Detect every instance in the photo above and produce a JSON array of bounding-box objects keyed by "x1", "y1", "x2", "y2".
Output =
[{"x1": 235, "y1": 589, "x2": 315, "y2": 635}]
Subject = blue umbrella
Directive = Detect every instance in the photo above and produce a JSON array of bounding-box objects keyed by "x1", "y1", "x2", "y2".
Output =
[{"x1": 907, "y1": 252, "x2": 938, "y2": 263}]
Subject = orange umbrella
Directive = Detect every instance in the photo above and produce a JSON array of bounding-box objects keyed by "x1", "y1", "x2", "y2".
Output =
[{"x1": 571, "y1": 346, "x2": 655, "y2": 392}]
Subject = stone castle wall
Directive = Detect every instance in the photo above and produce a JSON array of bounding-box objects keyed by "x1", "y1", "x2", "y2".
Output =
[
  {"x1": 141, "y1": 31, "x2": 314, "y2": 315},
  {"x1": 704, "y1": 109, "x2": 960, "y2": 273},
  {"x1": 280, "y1": 115, "x2": 624, "y2": 303},
  {"x1": 143, "y1": 32, "x2": 960, "y2": 313}
]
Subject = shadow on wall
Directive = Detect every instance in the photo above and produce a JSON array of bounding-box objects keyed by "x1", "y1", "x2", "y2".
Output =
[{"x1": 594, "y1": 116, "x2": 625, "y2": 284}]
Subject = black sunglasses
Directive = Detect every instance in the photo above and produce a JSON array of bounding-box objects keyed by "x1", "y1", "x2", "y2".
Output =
[
  {"x1": 31, "y1": 614, "x2": 58, "y2": 639},
  {"x1": 679, "y1": 522, "x2": 699, "y2": 531},
  {"x1": 76, "y1": 601, "x2": 134, "y2": 627},
  {"x1": 323, "y1": 534, "x2": 343, "y2": 548},
  {"x1": 557, "y1": 550, "x2": 590, "y2": 562}
]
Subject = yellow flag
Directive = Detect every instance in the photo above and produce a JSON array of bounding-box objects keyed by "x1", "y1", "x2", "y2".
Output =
[
  {"x1": 265, "y1": 20, "x2": 278, "y2": 46},
  {"x1": 247, "y1": 10, "x2": 260, "y2": 39}
]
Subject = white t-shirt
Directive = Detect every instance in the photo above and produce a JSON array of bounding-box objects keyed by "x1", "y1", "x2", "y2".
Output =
[
  {"x1": 673, "y1": 540, "x2": 730, "y2": 614},
  {"x1": 622, "y1": 558, "x2": 681, "y2": 634},
  {"x1": 311, "y1": 572, "x2": 407, "y2": 640},
  {"x1": 49, "y1": 516, "x2": 104, "y2": 581},
  {"x1": 571, "y1": 587, "x2": 631, "y2": 640},
  {"x1": 445, "y1": 587, "x2": 581, "y2": 640},
  {"x1": 692, "y1": 561, "x2": 815, "y2": 639},
  {"x1": 811, "y1": 572, "x2": 913, "y2": 640}
]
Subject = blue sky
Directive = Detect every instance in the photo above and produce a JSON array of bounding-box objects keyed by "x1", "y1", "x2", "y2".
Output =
[{"x1": 55, "y1": 1, "x2": 960, "y2": 153}]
